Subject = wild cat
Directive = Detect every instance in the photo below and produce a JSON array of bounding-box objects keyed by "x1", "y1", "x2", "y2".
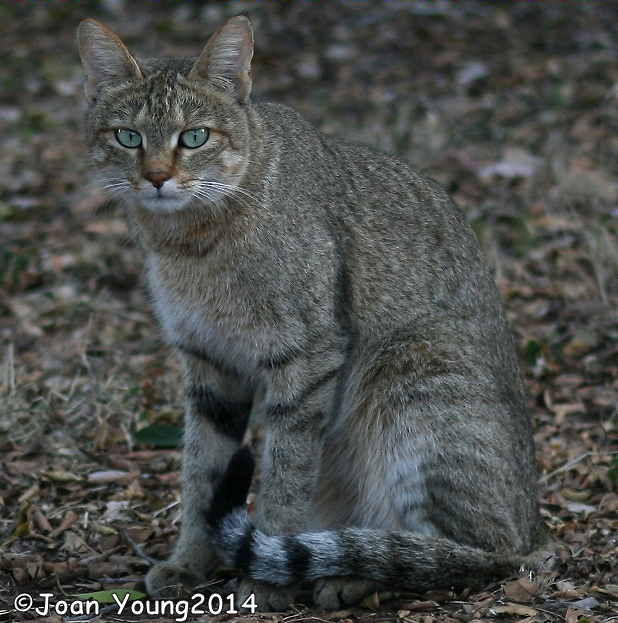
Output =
[{"x1": 77, "y1": 15, "x2": 549, "y2": 611}]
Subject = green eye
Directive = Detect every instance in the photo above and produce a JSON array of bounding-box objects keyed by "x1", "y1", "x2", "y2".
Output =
[
  {"x1": 179, "y1": 128, "x2": 209, "y2": 148},
  {"x1": 115, "y1": 129, "x2": 142, "y2": 148}
]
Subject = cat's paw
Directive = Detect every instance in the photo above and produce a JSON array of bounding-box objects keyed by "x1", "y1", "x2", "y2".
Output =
[
  {"x1": 145, "y1": 562, "x2": 203, "y2": 598},
  {"x1": 313, "y1": 577, "x2": 380, "y2": 609},
  {"x1": 237, "y1": 578, "x2": 299, "y2": 612}
]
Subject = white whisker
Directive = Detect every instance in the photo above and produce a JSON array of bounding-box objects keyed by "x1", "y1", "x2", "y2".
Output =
[{"x1": 189, "y1": 179, "x2": 256, "y2": 211}]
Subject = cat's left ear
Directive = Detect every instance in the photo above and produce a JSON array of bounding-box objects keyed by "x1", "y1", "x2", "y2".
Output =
[
  {"x1": 189, "y1": 16, "x2": 254, "y2": 104},
  {"x1": 77, "y1": 19, "x2": 143, "y2": 102}
]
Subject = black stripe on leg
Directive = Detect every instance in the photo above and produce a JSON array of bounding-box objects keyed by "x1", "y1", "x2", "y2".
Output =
[
  {"x1": 303, "y1": 366, "x2": 342, "y2": 400},
  {"x1": 265, "y1": 366, "x2": 342, "y2": 421},
  {"x1": 257, "y1": 346, "x2": 303, "y2": 370},
  {"x1": 176, "y1": 343, "x2": 242, "y2": 379},
  {"x1": 188, "y1": 385, "x2": 252, "y2": 443}
]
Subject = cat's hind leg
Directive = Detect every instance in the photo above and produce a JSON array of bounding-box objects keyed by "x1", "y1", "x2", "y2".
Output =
[
  {"x1": 307, "y1": 336, "x2": 469, "y2": 606},
  {"x1": 313, "y1": 577, "x2": 385, "y2": 609}
]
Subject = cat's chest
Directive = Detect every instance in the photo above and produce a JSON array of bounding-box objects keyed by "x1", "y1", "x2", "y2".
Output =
[{"x1": 145, "y1": 254, "x2": 302, "y2": 373}]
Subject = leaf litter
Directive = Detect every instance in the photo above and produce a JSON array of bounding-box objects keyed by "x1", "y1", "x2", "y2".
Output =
[{"x1": 1, "y1": 3, "x2": 617, "y2": 623}]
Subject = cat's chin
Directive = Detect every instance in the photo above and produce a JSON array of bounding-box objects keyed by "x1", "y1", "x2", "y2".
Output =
[
  {"x1": 137, "y1": 196, "x2": 191, "y2": 213},
  {"x1": 136, "y1": 188, "x2": 193, "y2": 214}
]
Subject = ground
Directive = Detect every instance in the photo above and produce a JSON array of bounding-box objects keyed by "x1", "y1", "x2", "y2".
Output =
[{"x1": 0, "y1": 2, "x2": 616, "y2": 623}]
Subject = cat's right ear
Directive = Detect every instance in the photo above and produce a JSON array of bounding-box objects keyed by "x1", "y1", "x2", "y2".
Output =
[{"x1": 77, "y1": 19, "x2": 142, "y2": 102}]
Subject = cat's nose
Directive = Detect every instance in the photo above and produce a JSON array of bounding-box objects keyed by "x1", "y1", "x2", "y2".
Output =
[{"x1": 145, "y1": 170, "x2": 171, "y2": 189}]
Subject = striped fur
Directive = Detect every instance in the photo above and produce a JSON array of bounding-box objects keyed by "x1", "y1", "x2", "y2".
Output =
[
  {"x1": 206, "y1": 447, "x2": 524, "y2": 594},
  {"x1": 78, "y1": 16, "x2": 550, "y2": 610}
]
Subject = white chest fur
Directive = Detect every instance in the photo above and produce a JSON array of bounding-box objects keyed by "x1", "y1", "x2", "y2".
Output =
[{"x1": 145, "y1": 253, "x2": 306, "y2": 377}]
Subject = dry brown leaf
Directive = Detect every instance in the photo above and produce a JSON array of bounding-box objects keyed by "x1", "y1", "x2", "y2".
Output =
[
  {"x1": 51, "y1": 509, "x2": 79, "y2": 538},
  {"x1": 124, "y1": 526, "x2": 153, "y2": 544},
  {"x1": 117, "y1": 478, "x2": 145, "y2": 500},
  {"x1": 42, "y1": 469, "x2": 83, "y2": 483},
  {"x1": 87, "y1": 469, "x2": 139, "y2": 485},
  {"x1": 88, "y1": 521, "x2": 119, "y2": 536},
  {"x1": 32, "y1": 508, "x2": 52, "y2": 533},
  {"x1": 4, "y1": 459, "x2": 41, "y2": 476},
  {"x1": 61, "y1": 531, "x2": 89, "y2": 554},
  {"x1": 550, "y1": 579, "x2": 585, "y2": 599},
  {"x1": 361, "y1": 591, "x2": 381, "y2": 611},
  {"x1": 591, "y1": 584, "x2": 618, "y2": 598},
  {"x1": 503, "y1": 578, "x2": 544, "y2": 602},
  {"x1": 549, "y1": 402, "x2": 586, "y2": 425},
  {"x1": 41, "y1": 559, "x2": 86, "y2": 575},
  {"x1": 87, "y1": 560, "x2": 133, "y2": 578},
  {"x1": 324, "y1": 610, "x2": 353, "y2": 621},
  {"x1": 10, "y1": 554, "x2": 45, "y2": 582},
  {"x1": 17, "y1": 482, "x2": 40, "y2": 504},
  {"x1": 400, "y1": 600, "x2": 439, "y2": 612},
  {"x1": 490, "y1": 603, "x2": 538, "y2": 617},
  {"x1": 565, "y1": 608, "x2": 584, "y2": 623}
]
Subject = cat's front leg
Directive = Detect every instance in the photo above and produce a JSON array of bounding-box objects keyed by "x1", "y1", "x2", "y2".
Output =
[
  {"x1": 236, "y1": 413, "x2": 323, "y2": 611},
  {"x1": 238, "y1": 364, "x2": 340, "y2": 611},
  {"x1": 145, "y1": 410, "x2": 240, "y2": 597},
  {"x1": 146, "y1": 354, "x2": 253, "y2": 598}
]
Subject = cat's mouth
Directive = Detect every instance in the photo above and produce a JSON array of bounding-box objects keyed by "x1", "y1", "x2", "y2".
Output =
[
  {"x1": 137, "y1": 183, "x2": 191, "y2": 213},
  {"x1": 133, "y1": 176, "x2": 247, "y2": 213}
]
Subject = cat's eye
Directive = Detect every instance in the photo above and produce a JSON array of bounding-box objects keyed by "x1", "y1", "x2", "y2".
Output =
[
  {"x1": 179, "y1": 128, "x2": 209, "y2": 149},
  {"x1": 115, "y1": 129, "x2": 142, "y2": 148}
]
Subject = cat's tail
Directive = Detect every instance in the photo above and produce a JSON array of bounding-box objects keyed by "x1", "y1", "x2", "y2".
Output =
[{"x1": 205, "y1": 447, "x2": 543, "y2": 592}]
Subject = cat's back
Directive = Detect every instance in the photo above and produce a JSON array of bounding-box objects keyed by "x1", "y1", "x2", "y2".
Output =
[
  {"x1": 254, "y1": 100, "x2": 485, "y2": 274},
  {"x1": 254, "y1": 101, "x2": 506, "y2": 342}
]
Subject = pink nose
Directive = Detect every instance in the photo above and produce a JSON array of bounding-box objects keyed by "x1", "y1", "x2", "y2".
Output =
[{"x1": 145, "y1": 170, "x2": 171, "y2": 189}]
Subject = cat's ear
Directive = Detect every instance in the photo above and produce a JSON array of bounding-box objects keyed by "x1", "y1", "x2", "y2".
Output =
[
  {"x1": 188, "y1": 16, "x2": 254, "y2": 104},
  {"x1": 77, "y1": 19, "x2": 142, "y2": 102}
]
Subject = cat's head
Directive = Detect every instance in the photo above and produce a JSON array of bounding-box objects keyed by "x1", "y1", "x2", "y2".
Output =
[{"x1": 77, "y1": 17, "x2": 254, "y2": 215}]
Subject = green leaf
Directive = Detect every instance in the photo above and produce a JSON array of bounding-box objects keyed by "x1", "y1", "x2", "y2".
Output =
[
  {"x1": 133, "y1": 424, "x2": 182, "y2": 448},
  {"x1": 72, "y1": 589, "x2": 145, "y2": 603},
  {"x1": 524, "y1": 339, "x2": 541, "y2": 367}
]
